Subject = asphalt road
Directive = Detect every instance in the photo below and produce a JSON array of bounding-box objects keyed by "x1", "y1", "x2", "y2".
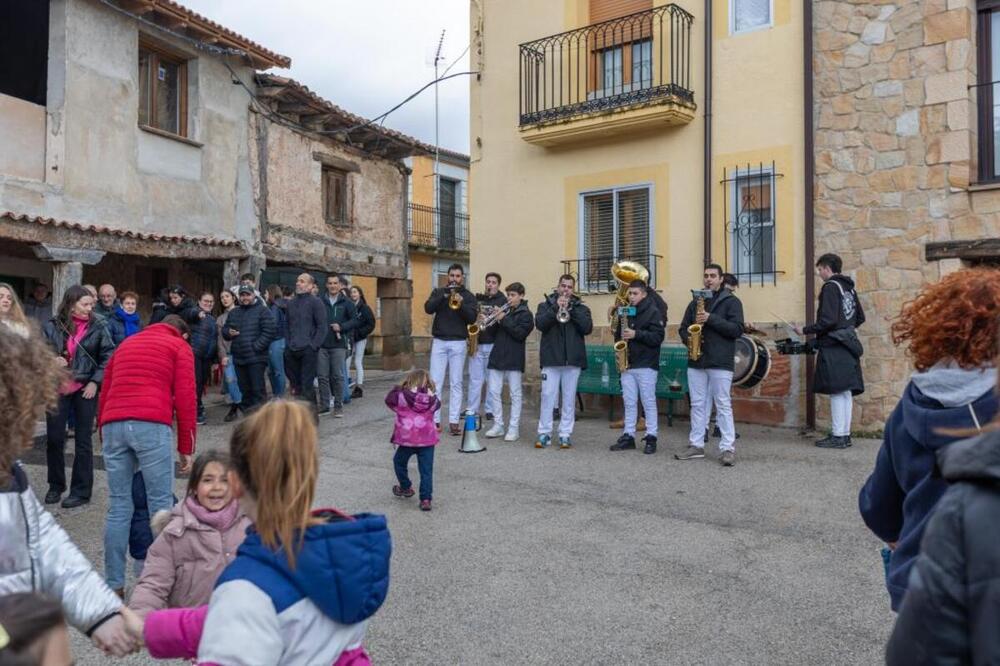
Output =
[{"x1": 23, "y1": 371, "x2": 894, "y2": 665}]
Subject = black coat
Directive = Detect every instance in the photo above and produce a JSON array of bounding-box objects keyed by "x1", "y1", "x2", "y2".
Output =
[
  {"x1": 150, "y1": 297, "x2": 202, "y2": 327},
  {"x1": 222, "y1": 302, "x2": 276, "y2": 366},
  {"x1": 804, "y1": 275, "x2": 865, "y2": 395},
  {"x1": 679, "y1": 289, "x2": 744, "y2": 371},
  {"x1": 353, "y1": 302, "x2": 376, "y2": 342},
  {"x1": 475, "y1": 292, "x2": 508, "y2": 345},
  {"x1": 42, "y1": 313, "x2": 115, "y2": 386},
  {"x1": 614, "y1": 296, "x2": 665, "y2": 371},
  {"x1": 189, "y1": 312, "x2": 218, "y2": 360},
  {"x1": 424, "y1": 286, "x2": 477, "y2": 340},
  {"x1": 535, "y1": 294, "x2": 592, "y2": 369},
  {"x1": 886, "y1": 430, "x2": 1000, "y2": 666},
  {"x1": 486, "y1": 303, "x2": 534, "y2": 372},
  {"x1": 321, "y1": 293, "x2": 357, "y2": 349},
  {"x1": 285, "y1": 293, "x2": 328, "y2": 352}
]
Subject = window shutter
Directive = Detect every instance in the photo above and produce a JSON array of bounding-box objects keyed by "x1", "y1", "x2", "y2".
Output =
[
  {"x1": 583, "y1": 192, "x2": 615, "y2": 287},
  {"x1": 589, "y1": 0, "x2": 652, "y2": 24},
  {"x1": 617, "y1": 188, "x2": 650, "y2": 259}
]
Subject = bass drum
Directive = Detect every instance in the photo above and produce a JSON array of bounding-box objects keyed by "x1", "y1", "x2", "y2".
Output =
[{"x1": 733, "y1": 335, "x2": 771, "y2": 389}]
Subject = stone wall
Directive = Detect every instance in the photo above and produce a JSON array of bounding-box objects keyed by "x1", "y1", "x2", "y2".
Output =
[{"x1": 813, "y1": 0, "x2": 998, "y2": 428}]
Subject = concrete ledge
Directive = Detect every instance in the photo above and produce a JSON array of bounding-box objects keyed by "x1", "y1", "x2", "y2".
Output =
[{"x1": 519, "y1": 98, "x2": 696, "y2": 148}]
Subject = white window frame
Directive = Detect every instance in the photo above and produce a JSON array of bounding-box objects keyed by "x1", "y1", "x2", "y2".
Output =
[
  {"x1": 729, "y1": 0, "x2": 773, "y2": 35},
  {"x1": 577, "y1": 183, "x2": 655, "y2": 293},
  {"x1": 728, "y1": 165, "x2": 776, "y2": 284}
]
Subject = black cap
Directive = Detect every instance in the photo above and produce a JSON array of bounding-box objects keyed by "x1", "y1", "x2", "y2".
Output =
[{"x1": 238, "y1": 285, "x2": 254, "y2": 295}]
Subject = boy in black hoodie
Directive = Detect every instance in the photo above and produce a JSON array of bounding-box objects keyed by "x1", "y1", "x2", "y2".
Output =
[
  {"x1": 610, "y1": 280, "x2": 665, "y2": 455},
  {"x1": 483, "y1": 283, "x2": 534, "y2": 443}
]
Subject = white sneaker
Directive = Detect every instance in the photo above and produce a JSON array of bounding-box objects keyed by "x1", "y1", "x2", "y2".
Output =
[
  {"x1": 504, "y1": 428, "x2": 519, "y2": 442},
  {"x1": 485, "y1": 423, "x2": 505, "y2": 438}
]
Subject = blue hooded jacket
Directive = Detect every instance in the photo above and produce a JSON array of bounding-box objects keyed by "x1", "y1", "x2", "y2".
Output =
[{"x1": 859, "y1": 365, "x2": 997, "y2": 610}]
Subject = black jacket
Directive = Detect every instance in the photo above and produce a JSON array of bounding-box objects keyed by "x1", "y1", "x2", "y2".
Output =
[
  {"x1": 475, "y1": 292, "x2": 508, "y2": 345},
  {"x1": 189, "y1": 312, "x2": 218, "y2": 360},
  {"x1": 614, "y1": 296, "x2": 665, "y2": 371},
  {"x1": 353, "y1": 302, "x2": 376, "y2": 342},
  {"x1": 424, "y1": 286, "x2": 477, "y2": 340},
  {"x1": 149, "y1": 296, "x2": 201, "y2": 326},
  {"x1": 42, "y1": 313, "x2": 115, "y2": 386},
  {"x1": 535, "y1": 294, "x2": 592, "y2": 369},
  {"x1": 886, "y1": 430, "x2": 1000, "y2": 666},
  {"x1": 222, "y1": 302, "x2": 276, "y2": 366},
  {"x1": 804, "y1": 275, "x2": 865, "y2": 395},
  {"x1": 679, "y1": 289, "x2": 744, "y2": 371},
  {"x1": 486, "y1": 303, "x2": 534, "y2": 372},
  {"x1": 321, "y1": 292, "x2": 357, "y2": 349},
  {"x1": 285, "y1": 293, "x2": 328, "y2": 352}
]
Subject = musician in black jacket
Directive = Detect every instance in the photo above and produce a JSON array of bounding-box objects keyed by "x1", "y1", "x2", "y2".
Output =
[
  {"x1": 467, "y1": 272, "x2": 507, "y2": 422},
  {"x1": 677, "y1": 264, "x2": 745, "y2": 466},
  {"x1": 794, "y1": 253, "x2": 866, "y2": 448},
  {"x1": 610, "y1": 280, "x2": 665, "y2": 455},
  {"x1": 534, "y1": 274, "x2": 593, "y2": 450},
  {"x1": 423, "y1": 263, "x2": 478, "y2": 435},
  {"x1": 483, "y1": 283, "x2": 534, "y2": 443}
]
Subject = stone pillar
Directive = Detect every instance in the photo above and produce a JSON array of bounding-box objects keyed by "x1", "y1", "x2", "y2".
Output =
[
  {"x1": 377, "y1": 277, "x2": 413, "y2": 371},
  {"x1": 31, "y1": 245, "x2": 105, "y2": 309},
  {"x1": 223, "y1": 258, "x2": 241, "y2": 288}
]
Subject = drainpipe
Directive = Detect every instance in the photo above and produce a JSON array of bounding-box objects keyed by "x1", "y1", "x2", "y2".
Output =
[
  {"x1": 803, "y1": 0, "x2": 816, "y2": 430},
  {"x1": 703, "y1": 0, "x2": 713, "y2": 266}
]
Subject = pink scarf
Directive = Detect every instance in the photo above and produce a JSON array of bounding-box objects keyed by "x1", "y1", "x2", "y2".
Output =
[
  {"x1": 61, "y1": 314, "x2": 90, "y2": 395},
  {"x1": 184, "y1": 496, "x2": 241, "y2": 532}
]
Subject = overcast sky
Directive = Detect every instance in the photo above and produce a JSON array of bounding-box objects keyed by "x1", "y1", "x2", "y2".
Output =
[{"x1": 180, "y1": 0, "x2": 471, "y2": 153}]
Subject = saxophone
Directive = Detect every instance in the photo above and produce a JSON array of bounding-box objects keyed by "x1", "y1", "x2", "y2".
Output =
[
  {"x1": 687, "y1": 290, "x2": 708, "y2": 361},
  {"x1": 614, "y1": 311, "x2": 630, "y2": 373}
]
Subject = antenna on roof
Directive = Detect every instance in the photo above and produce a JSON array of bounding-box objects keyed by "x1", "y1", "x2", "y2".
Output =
[{"x1": 433, "y1": 29, "x2": 446, "y2": 211}]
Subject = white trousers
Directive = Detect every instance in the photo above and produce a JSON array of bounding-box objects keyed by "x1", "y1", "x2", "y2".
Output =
[
  {"x1": 537, "y1": 366, "x2": 582, "y2": 438},
  {"x1": 430, "y1": 339, "x2": 467, "y2": 425},
  {"x1": 352, "y1": 338, "x2": 367, "y2": 387},
  {"x1": 466, "y1": 343, "x2": 498, "y2": 415},
  {"x1": 830, "y1": 390, "x2": 853, "y2": 436},
  {"x1": 688, "y1": 368, "x2": 735, "y2": 451},
  {"x1": 487, "y1": 369, "x2": 523, "y2": 430},
  {"x1": 622, "y1": 368, "x2": 659, "y2": 437}
]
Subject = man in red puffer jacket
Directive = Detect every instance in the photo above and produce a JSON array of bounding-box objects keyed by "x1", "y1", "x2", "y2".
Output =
[{"x1": 97, "y1": 314, "x2": 197, "y2": 595}]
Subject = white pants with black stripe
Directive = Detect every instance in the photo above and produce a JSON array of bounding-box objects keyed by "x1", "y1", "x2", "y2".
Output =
[
  {"x1": 537, "y1": 366, "x2": 582, "y2": 439},
  {"x1": 688, "y1": 368, "x2": 735, "y2": 451},
  {"x1": 622, "y1": 368, "x2": 658, "y2": 438}
]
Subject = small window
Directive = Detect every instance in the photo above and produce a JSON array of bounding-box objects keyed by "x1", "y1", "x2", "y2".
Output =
[
  {"x1": 138, "y1": 44, "x2": 188, "y2": 136},
  {"x1": 0, "y1": 1, "x2": 49, "y2": 105},
  {"x1": 722, "y1": 163, "x2": 780, "y2": 285},
  {"x1": 977, "y1": 3, "x2": 1000, "y2": 182},
  {"x1": 730, "y1": 0, "x2": 771, "y2": 34},
  {"x1": 323, "y1": 167, "x2": 348, "y2": 225},
  {"x1": 580, "y1": 186, "x2": 651, "y2": 291}
]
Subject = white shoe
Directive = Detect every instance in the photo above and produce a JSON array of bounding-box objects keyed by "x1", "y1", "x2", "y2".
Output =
[
  {"x1": 504, "y1": 428, "x2": 519, "y2": 442},
  {"x1": 485, "y1": 424, "x2": 505, "y2": 438}
]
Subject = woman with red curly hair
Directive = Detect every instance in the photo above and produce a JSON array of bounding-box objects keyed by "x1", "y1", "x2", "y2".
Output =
[{"x1": 859, "y1": 267, "x2": 1000, "y2": 611}]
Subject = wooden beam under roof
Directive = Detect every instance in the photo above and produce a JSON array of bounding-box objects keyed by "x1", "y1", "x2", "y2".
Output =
[
  {"x1": 925, "y1": 238, "x2": 1000, "y2": 260},
  {"x1": 119, "y1": 0, "x2": 154, "y2": 14}
]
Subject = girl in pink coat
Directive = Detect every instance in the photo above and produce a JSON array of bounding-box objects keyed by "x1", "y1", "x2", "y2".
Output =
[
  {"x1": 129, "y1": 451, "x2": 251, "y2": 615},
  {"x1": 386, "y1": 369, "x2": 441, "y2": 511}
]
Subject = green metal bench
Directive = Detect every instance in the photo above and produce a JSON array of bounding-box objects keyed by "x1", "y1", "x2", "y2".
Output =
[{"x1": 576, "y1": 345, "x2": 689, "y2": 426}]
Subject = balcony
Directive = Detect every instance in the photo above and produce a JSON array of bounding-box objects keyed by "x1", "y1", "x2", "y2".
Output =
[
  {"x1": 407, "y1": 203, "x2": 469, "y2": 254},
  {"x1": 518, "y1": 5, "x2": 696, "y2": 147},
  {"x1": 562, "y1": 254, "x2": 663, "y2": 294}
]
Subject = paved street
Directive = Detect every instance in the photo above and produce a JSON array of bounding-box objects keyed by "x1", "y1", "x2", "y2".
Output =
[{"x1": 23, "y1": 371, "x2": 894, "y2": 665}]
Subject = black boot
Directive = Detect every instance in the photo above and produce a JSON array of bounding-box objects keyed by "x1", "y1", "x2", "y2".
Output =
[
  {"x1": 351, "y1": 385, "x2": 363, "y2": 399},
  {"x1": 610, "y1": 433, "x2": 636, "y2": 451},
  {"x1": 643, "y1": 435, "x2": 657, "y2": 454},
  {"x1": 817, "y1": 435, "x2": 851, "y2": 449},
  {"x1": 814, "y1": 434, "x2": 835, "y2": 447},
  {"x1": 224, "y1": 405, "x2": 240, "y2": 423}
]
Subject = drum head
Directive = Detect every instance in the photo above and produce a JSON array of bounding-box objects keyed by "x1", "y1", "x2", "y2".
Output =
[{"x1": 733, "y1": 335, "x2": 772, "y2": 388}]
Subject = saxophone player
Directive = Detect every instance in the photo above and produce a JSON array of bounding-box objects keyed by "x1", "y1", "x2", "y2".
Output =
[
  {"x1": 467, "y1": 272, "x2": 506, "y2": 423},
  {"x1": 677, "y1": 264, "x2": 745, "y2": 466},
  {"x1": 610, "y1": 280, "x2": 665, "y2": 455},
  {"x1": 534, "y1": 274, "x2": 592, "y2": 449}
]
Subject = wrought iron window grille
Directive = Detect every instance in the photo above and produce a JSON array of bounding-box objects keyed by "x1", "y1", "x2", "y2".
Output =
[
  {"x1": 407, "y1": 203, "x2": 469, "y2": 252},
  {"x1": 721, "y1": 162, "x2": 784, "y2": 287},
  {"x1": 518, "y1": 5, "x2": 694, "y2": 127}
]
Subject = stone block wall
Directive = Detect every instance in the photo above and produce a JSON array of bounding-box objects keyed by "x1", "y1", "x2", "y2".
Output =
[{"x1": 814, "y1": 0, "x2": 999, "y2": 428}]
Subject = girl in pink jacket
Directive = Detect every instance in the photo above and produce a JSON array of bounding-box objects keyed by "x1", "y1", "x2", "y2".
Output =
[
  {"x1": 129, "y1": 451, "x2": 251, "y2": 615},
  {"x1": 386, "y1": 369, "x2": 441, "y2": 511}
]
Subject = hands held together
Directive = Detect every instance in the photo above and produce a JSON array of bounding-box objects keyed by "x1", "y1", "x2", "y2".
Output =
[{"x1": 91, "y1": 607, "x2": 144, "y2": 657}]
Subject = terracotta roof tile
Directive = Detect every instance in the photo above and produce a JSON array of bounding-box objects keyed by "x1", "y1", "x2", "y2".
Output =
[{"x1": 1, "y1": 211, "x2": 243, "y2": 248}]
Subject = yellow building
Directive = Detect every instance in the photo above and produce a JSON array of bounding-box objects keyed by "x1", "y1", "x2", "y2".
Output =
[
  {"x1": 470, "y1": 0, "x2": 807, "y2": 425},
  {"x1": 404, "y1": 151, "x2": 472, "y2": 353}
]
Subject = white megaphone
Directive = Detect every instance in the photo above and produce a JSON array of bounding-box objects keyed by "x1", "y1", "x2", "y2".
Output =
[{"x1": 459, "y1": 411, "x2": 485, "y2": 453}]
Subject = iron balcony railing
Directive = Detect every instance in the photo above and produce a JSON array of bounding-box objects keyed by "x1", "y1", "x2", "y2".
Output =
[
  {"x1": 561, "y1": 254, "x2": 662, "y2": 294},
  {"x1": 519, "y1": 5, "x2": 694, "y2": 126},
  {"x1": 407, "y1": 203, "x2": 469, "y2": 252}
]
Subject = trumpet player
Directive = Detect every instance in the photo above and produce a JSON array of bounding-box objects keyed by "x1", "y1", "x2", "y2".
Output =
[
  {"x1": 534, "y1": 274, "x2": 593, "y2": 449},
  {"x1": 424, "y1": 263, "x2": 478, "y2": 435},
  {"x1": 484, "y1": 283, "x2": 535, "y2": 442},
  {"x1": 610, "y1": 280, "x2": 665, "y2": 455},
  {"x1": 677, "y1": 264, "x2": 745, "y2": 466},
  {"x1": 467, "y1": 272, "x2": 507, "y2": 423}
]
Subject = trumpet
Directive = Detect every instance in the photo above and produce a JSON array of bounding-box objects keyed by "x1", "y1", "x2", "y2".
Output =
[
  {"x1": 552, "y1": 289, "x2": 573, "y2": 323},
  {"x1": 447, "y1": 283, "x2": 462, "y2": 310}
]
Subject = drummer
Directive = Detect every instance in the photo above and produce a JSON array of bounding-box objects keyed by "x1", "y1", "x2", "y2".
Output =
[{"x1": 676, "y1": 264, "x2": 746, "y2": 466}]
